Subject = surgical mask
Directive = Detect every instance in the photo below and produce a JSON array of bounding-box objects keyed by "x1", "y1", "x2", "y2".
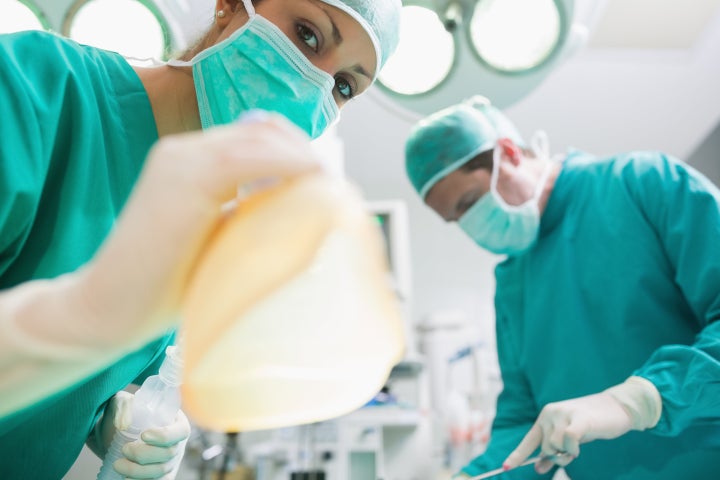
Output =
[
  {"x1": 169, "y1": 0, "x2": 339, "y2": 139},
  {"x1": 458, "y1": 132, "x2": 554, "y2": 256}
]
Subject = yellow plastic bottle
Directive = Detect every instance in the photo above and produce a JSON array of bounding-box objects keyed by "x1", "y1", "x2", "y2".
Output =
[{"x1": 180, "y1": 175, "x2": 406, "y2": 432}]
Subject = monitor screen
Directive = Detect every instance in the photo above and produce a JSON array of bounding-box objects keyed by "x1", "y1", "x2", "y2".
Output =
[{"x1": 373, "y1": 212, "x2": 394, "y2": 270}]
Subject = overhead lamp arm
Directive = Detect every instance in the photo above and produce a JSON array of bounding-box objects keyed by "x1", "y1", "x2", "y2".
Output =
[{"x1": 442, "y1": 1, "x2": 464, "y2": 32}]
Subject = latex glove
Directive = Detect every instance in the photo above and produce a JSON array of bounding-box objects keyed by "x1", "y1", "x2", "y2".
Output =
[
  {"x1": 80, "y1": 114, "x2": 322, "y2": 346},
  {"x1": 503, "y1": 377, "x2": 662, "y2": 474},
  {"x1": 106, "y1": 391, "x2": 191, "y2": 479},
  {"x1": 0, "y1": 115, "x2": 321, "y2": 417}
]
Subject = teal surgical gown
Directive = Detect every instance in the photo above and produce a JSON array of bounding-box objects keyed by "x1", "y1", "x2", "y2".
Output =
[
  {"x1": 462, "y1": 152, "x2": 720, "y2": 479},
  {"x1": 0, "y1": 31, "x2": 174, "y2": 478}
]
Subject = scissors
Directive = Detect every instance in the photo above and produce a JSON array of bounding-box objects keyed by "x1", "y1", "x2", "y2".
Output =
[{"x1": 466, "y1": 453, "x2": 571, "y2": 479}]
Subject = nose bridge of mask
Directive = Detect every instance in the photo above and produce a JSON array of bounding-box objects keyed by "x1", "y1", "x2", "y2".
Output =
[
  {"x1": 170, "y1": 0, "x2": 334, "y2": 96},
  {"x1": 233, "y1": 0, "x2": 334, "y2": 93},
  {"x1": 236, "y1": 0, "x2": 338, "y2": 125},
  {"x1": 170, "y1": 0, "x2": 339, "y2": 138},
  {"x1": 252, "y1": 17, "x2": 336, "y2": 94},
  {"x1": 251, "y1": 17, "x2": 339, "y2": 131},
  {"x1": 241, "y1": 0, "x2": 335, "y2": 108}
]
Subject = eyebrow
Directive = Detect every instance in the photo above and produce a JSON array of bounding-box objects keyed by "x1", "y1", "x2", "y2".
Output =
[
  {"x1": 318, "y1": 5, "x2": 343, "y2": 46},
  {"x1": 318, "y1": 5, "x2": 373, "y2": 82},
  {"x1": 352, "y1": 64, "x2": 371, "y2": 81}
]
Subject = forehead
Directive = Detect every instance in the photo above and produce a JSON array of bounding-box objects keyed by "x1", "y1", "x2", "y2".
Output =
[{"x1": 309, "y1": 0, "x2": 378, "y2": 75}]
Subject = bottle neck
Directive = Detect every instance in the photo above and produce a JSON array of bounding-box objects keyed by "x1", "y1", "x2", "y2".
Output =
[{"x1": 159, "y1": 345, "x2": 183, "y2": 387}]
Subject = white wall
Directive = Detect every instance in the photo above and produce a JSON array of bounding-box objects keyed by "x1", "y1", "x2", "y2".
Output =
[
  {"x1": 688, "y1": 120, "x2": 720, "y2": 184},
  {"x1": 503, "y1": 10, "x2": 720, "y2": 161}
]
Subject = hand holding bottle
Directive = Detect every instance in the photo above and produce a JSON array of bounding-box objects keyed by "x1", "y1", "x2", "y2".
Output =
[{"x1": 105, "y1": 391, "x2": 190, "y2": 479}]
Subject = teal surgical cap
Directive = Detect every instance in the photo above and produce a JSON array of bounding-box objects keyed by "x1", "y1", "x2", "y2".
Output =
[
  {"x1": 405, "y1": 96, "x2": 525, "y2": 198},
  {"x1": 319, "y1": 0, "x2": 401, "y2": 76}
]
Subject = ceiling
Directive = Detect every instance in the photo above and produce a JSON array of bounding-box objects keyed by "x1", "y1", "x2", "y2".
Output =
[
  {"x1": 370, "y1": 0, "x2": 720, "y2": 162},
  {"x1": 588, "y1": 0, "x2": 720, "y2": 49},
  {"x1": 506, "y1": 0, "x2": 720, "y2": 160}
]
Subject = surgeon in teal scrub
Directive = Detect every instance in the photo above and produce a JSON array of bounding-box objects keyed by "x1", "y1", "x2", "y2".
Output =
[
  {"x1": 404, "y1": 97, "x2": 720, "y2": 479},
  {"x1": 0, "y1": 0, "x2": 401, "y2": 478}
]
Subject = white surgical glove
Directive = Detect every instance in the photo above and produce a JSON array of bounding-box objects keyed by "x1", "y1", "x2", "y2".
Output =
[
  {"x1": 503, "y1": 376, "x2": 662, "y2": 474},
  {"x1": 98, "y1": 391, "x2": 191, "y2": 479},
  {"x1": 0, "y1": 115, "x2": 321, "y2": 418}
]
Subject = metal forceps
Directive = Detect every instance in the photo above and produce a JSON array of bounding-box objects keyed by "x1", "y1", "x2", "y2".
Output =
[{"x1": 466, "y1": 453, "x2": 572, "y2": 479}]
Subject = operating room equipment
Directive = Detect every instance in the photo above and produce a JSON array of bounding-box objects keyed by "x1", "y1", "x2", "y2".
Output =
[
  {"x1": 98, "y1": 345, "x2": 183, "y2": 479},
  {"x1": 444, "y1": 342, "x2": 493, "y2": 471}
]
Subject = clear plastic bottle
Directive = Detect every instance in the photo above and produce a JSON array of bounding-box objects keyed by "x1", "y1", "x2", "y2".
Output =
[{"x1": 97, "y1": 346, "x2": 183, "y2": 480}]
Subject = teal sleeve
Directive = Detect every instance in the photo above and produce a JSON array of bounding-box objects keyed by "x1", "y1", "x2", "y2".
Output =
[
  {"x1": 131, "y1": 331, "x2": 176, "y2": 386},
  {"x1": 625, "y1": 153, "x2": 720, "y2": 435},
  {"x1": 0, "y1": 33, "x2": 50, "y2": 265},
  {"x1": 461, "y1": 317, "x2": 553, "y2": 479}
]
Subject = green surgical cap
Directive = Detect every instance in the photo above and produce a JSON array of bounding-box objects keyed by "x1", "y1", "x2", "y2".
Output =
[
  {"x1": 319, "y1": 0, "x2": 401, "y2": 77},
  {"x1": 405, "y1": 97, "x2": 525, "y2": 198}
]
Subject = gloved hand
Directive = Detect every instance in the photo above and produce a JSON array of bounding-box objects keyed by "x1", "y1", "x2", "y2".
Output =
[
  {"x1": 100, "y1": 391, "x2": 191, "y2": 479},
  {"x1": 503, "y1": 377, "x2": 662, "y2": 474},
  {"x1": 0, "y1": 115, "x2": 322, "y2": 418},
  {"x1": 81, "y1": 114, "x2": 322, "y2": 346}
]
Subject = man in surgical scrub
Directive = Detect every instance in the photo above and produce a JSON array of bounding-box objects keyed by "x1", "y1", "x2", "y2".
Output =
[{"x1": 404, "y1": 97, "x2": 720, "y2": 479}]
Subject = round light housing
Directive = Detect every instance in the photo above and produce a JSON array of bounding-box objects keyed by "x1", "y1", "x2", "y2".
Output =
[
  {"x1": 470, "y1": 0, "x2": 564, "y2": 73},
  {"x1": 378, "y1": 5, "x2": 456, "y2": 96},
  {"x1": 0, "y1": 0, "x2": 46, "y2": 34},
  {"x1": 66, "y1": 0, "x2": 167, "y2": 63}
]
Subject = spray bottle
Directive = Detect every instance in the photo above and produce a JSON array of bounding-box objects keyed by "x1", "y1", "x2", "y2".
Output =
[{"x1": 97, "y1": 345, "x2": 183, "y2": 480}]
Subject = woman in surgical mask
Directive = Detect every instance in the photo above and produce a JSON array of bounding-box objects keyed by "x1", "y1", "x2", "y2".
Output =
[
  {"x1": 154, "y1": 0, "x2": 397, "y2": 137},
  {"x1": 0, "y1": 1, "x2": 400, "y2": 479}
]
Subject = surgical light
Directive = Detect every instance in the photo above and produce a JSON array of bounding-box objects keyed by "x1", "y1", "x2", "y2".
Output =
[
  {"x1": 0, "y1": 0, "x2": 47, "y2": 33},
  {"x1": 378, "y1": 5, "x2": 456, "y2": 95},
  {"x1": 65, "y1": 0, "x2": 168, "y2": 63},
  {"x1": 470, "y1": 0, "x2": 563, "y2": 73},
  {"x1": 374, "y1": 0, "x2": 603, "y2": 115}
]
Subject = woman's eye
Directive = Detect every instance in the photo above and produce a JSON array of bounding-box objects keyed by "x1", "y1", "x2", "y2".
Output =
[
  {"x1": 335, "y1": 76, "x2": 355, "y2": 100},
  {"x1": 296, "y1": 24, "x2": 319, "y2": 52}
]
